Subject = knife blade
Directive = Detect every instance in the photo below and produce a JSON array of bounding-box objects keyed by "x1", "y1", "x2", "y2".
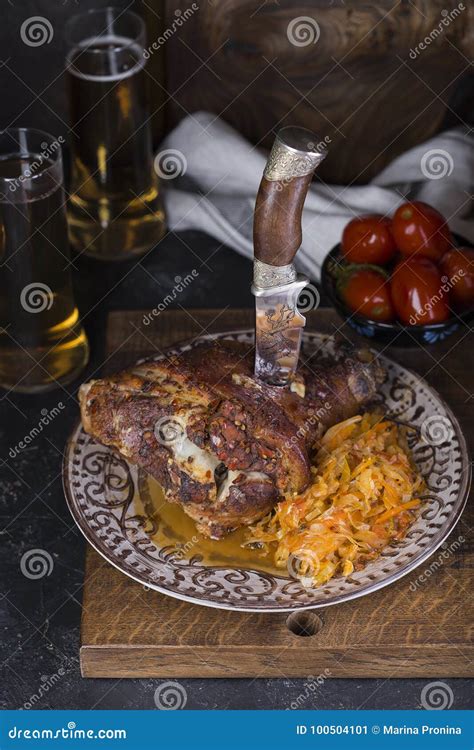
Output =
[{"x1": 252, "y1": 127, "x2": 328, "y2": 386}]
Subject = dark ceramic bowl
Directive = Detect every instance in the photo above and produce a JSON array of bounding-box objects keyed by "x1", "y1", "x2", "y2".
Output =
[{"x1": 321, "y1": 237, "x2": 473, "y2": 346}]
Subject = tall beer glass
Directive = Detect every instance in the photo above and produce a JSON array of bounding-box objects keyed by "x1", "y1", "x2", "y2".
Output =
[
  {"x1": 65, "y1": 8, "x2": 165, "y2": 261},
  {"x1": 0, "y1": 128, "x2": 89, "y2": 392}
]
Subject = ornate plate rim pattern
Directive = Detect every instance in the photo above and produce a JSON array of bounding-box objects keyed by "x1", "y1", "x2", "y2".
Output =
[{"x1": 63, "y1": 329, "x2": 471, "y2": 612}]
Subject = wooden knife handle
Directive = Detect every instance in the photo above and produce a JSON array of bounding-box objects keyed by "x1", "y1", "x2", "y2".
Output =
[{"x1": 254, "y1": 127, "x2": 328, "y2": 268}]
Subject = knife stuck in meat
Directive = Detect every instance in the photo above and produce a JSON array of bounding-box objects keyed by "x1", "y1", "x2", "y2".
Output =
[
  {"x1": 252, "y1": 127, "x2": 327, "y2": 386},
  {"x1": 78, "y1": 127, "x2": 387, "y2": 540}
]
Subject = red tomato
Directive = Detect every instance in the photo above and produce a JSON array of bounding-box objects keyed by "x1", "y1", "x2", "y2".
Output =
[
  {"x1": 341, "y1": 214, "x2": 396, "y2": 265},
  {"x1": 340, "y1": 269, "x2": 395, "y2": 322},
  {"x1": 390, "y1": 257, "x2": 450, "y2": 325},
  {"x1": 440, "y1": 247, "x2": 474, "y2": 310},
  {"x1": 391, "y1": 201, "x2": 453, "y2": 261}
]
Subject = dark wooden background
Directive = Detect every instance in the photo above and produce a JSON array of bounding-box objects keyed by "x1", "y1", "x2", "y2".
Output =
[
  {"x1": 162, "y1": 0, "x2": 473, "y2": 183},
  {"x1": 1, "y1": 0, "x2": 473, "y2": 184}
]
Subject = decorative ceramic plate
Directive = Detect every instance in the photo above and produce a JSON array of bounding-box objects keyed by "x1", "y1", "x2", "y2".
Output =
[{"x1": 63, "y1": 330, "x2": 470, "y2": 612}]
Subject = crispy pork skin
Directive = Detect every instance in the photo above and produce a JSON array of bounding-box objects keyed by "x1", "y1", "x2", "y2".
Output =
[{"x1": 79, "y1": 340, "x2": 384, "y2": 538}]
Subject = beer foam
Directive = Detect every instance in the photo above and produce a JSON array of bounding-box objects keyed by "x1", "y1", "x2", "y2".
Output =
[{"x1": 66, "y1": 35, "x2": 145, "y2": 82}]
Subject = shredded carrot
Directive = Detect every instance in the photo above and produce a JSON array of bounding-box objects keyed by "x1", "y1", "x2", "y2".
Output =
[
  {"x1": 376, "y1": 499, "x2": 420, "y2": 524},
  {"x1": 246, "y1": 412, "x2": 424, "y2": 587}
]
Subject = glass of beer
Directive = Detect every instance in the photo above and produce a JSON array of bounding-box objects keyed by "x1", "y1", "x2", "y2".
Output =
[
  {"x1": 0, "y1": 128, "x2": 89, "y2": 393},
  {"x1": 65, "y1": 7, "x2": 166, "y2": 261}
]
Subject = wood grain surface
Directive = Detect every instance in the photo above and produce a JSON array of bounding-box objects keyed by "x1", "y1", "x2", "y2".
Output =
[
  {"x1": 79, "y1": 308, "x2": 473, "y2": 678},
  {"x1": 162, "y1": 0, "x2": 473, "y2": 184},
  {"x1": 254, "y1": 174, "x2": 315, "y2": 266}
]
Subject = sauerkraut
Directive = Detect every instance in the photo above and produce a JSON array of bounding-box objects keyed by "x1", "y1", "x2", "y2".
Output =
[{"x1": 246, "y1": 413, "x2": 424, "y2": 586}]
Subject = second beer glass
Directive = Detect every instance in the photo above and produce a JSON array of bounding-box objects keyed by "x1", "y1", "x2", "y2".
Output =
[
  {"x1": 65, "y1": 8, "x2": 165, "y2": 261},
  {"x1": 0, "y1": 128, "x2": 89, "y2": 392}
]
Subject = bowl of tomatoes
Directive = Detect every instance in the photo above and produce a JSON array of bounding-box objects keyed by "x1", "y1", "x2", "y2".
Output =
[{"x1": 321, "y1": 201, "x2": 474, "y2": 346}]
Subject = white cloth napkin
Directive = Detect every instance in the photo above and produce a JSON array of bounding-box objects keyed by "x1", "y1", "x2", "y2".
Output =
[{"x1": 162, "y1": 112, "x2": 474, "y2": 280}]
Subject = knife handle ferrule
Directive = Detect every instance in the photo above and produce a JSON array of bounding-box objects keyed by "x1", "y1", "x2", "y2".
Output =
[
  {"x1": 251, "y1": 274, "x2": 309, "y2": 298},
  {"x1": 253, "y1": 259, "x2": 296, "y2": 289}
]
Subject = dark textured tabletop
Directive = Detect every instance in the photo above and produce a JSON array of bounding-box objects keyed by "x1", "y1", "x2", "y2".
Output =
[{"x1": 0, "y1": 230, "x2": 472, "y2": 711}]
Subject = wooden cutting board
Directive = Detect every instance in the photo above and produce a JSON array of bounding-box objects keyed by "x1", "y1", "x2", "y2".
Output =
[{"x1": 79, "y1": 308, "x2": 473, "y2": 678}]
